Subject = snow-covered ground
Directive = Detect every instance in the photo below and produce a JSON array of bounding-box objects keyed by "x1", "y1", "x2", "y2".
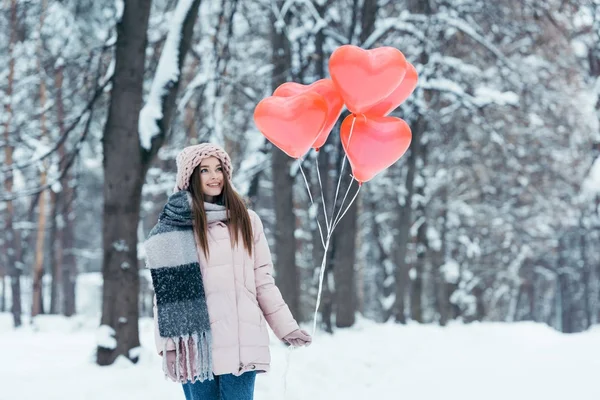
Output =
[{"x1": 1, "y1": 313, "x2": 599, "y2": 400}]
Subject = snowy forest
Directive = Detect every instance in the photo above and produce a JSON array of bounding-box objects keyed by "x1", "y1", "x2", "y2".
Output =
[{"x1": 1, "y1": 0, "x2": 600, "y2": 372}]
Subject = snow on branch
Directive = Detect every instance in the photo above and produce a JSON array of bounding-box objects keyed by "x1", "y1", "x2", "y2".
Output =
[
  {"x1": 419, "y1": 78, "x2": 475, "y2": 105},
  {"x1": 434, "y1": 55, "x2": 483, "y2": 76},
  {"x1": 139, "y1": 0, "x2": 196, "y2": 150},
  {"x1": 179, "y1": 71, "x2": 211, "y2": 112},
  {"x1": 0, "y1": 70, "x2": 112, "y2": 175},
  {"x1": 322, "y1": 27, "x2": 348, "y2": 45},
  {"x1": 362, "y1": 17, "x2": 431, "y2": 49},
  {"x1": 582, "y1": 156, "x2": 600, "y2": 198},
  {"x1": 271, "y1": 0, "x2": 297, "y2": 34},
  {"x1": 473, "y1": 87, "x2": 519, "y2": 107},
  {"x1": 0, "y1": 108, "x2": 94, "y2": 201},
  {"x1": 361, "y1": 13, "x2": 515, "y2": 71},
  {"x1": 436, "y1": 14, "x2": 516, "y2": 70},
  {"x1": 419, "y1": 78, "x2": 518, "y2": 109}
]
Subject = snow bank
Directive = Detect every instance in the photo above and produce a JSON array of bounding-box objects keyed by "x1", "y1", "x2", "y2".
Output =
[{"x1": 1, "y1": 314, "x2": 599, "y2": 400}]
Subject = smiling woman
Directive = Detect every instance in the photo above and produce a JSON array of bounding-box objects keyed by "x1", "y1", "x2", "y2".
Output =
[{"x1": 145, "y1": 143, "x2": 311, "y2": 400}]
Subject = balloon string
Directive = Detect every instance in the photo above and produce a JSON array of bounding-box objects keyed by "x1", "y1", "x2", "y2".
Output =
[
  {"x1": 315, "y1": 156, "x2": 330, "y2": 232},
  {"x1": 311, "y1": 115, "x2": 360, "y2": 337},
  {"x1": 311, "y1": 233, "x2": 332, "y2": 336},
  {"x1": 332, "y1": 182, "x2": 361, "y2": 232},
  {"x1": 310, "y1": 180, "x2": 361, "y2": 337},
  {"x1": 298, "y1": 157, "x2": 326, "y2": 249},
  {"x1": 330, "y1": 115, "x2": 356, "y2": 225},
  {"x1": 332, "y1": 113, "x2": 360, "y2": 230},
  {"x1": 331, "y1": 178, "x2": 356, "y2": 230},
  {"x1": 282, "y1": 345, "x2": 294, "y2": 399}
]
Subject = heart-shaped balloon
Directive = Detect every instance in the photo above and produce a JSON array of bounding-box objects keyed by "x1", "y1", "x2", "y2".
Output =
[
  {"x1": 340, "y1": 114, "x2": 412, "y2": 183},
  {"x1": 254, "y1": 92, "x2": 328, "y2": 158},
  {"x1": 273, "y1": 79, "x2": 344, "y2": 150},
  {"x1": 329, "y1": 45, "x2": 407, "y2": 114},
  {"x1": 364, "y1": 62, "x2": 418, "y2": 117}
]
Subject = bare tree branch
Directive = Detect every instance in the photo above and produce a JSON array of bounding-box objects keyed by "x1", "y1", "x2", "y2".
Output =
[{"x1": 0, "y1": 70, "x2": 112, "y2": 175}]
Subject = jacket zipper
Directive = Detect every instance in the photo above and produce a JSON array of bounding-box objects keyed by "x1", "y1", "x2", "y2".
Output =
[{"x1": 232, "y1": 225, "x2": 244, "y2": 372}]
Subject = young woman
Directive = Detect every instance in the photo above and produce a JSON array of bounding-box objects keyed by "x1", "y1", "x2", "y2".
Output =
[{"x1": 145, "y1": 143, "x2": 311, "y2": 400}]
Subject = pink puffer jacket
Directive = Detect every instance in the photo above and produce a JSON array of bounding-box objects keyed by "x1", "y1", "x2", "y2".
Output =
[{"x1": 153, "y1": 210, "x2": 299, "y2": 376}]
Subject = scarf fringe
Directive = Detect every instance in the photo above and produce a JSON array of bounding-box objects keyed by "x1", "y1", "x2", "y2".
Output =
[{"x1": 162, "y1": 331, "x2": 214, "y2": 383}]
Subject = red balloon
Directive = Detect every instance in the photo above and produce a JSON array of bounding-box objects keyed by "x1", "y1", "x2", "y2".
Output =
[
  {"x1": 329, "y1": 45, "x2": 407, "y2": 114},
  {"x1": 274, "y1": 79, "x2": 344, "y2": 150},
  {"x1": 253, "y1": 92, "x2": 328, "y2": 158},
  {"x1": 364, "y1": 62, "x2": 418, "y2": 117},
  {"x1": 340, "y1": 114, "x2": 412, "y2": 183}
]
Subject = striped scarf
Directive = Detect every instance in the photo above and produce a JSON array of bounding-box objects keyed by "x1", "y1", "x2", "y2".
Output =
[{"x1": 144, "y1": 190, "x2": 226, "y2": 383}]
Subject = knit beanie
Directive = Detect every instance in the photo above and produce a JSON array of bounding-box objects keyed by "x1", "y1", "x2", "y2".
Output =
[{"x1": 175, "y1": 143, "x2": 233, "y2": 192}]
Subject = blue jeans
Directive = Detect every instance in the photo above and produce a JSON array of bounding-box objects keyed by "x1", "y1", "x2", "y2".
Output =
[{"x1": 182, "y1": 371, "x2": 257, "y2": 400}]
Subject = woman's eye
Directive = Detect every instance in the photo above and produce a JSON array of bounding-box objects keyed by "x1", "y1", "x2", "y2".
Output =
[{"x1": 200, "y1": 168, "x2": 208, "y2": 173}]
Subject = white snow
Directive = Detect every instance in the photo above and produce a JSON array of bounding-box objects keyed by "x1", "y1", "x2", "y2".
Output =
[
  {"x1": 582, "y1": 156, "x2": 600, "y2": 198},
  {"x1": 420, "y1": 78, "x2": 467, "y2": 98},
  {"x1": 112, "y1": 240, "x2": 129, "y2": 252},
  {"x1": 571, "y1": 39, "x2": 588, "y2": 58},
  {"x1": 96, "y1": 324, "x2": 117, "y2": 350},
  {"x1": 381, "y1": 293, "x2": 395, "y2": 310},
  {"x1": 1, "y1": 314, "x2": 600, "y2": 400},
  {"x1": 139, "y1": 0, "x2": 196, "y2": 150},
  {"x1": 114, "y1": 0, "x2": 124, "y2": 22},
  {"x1": 440, "y1": 259, "x2": 460, "y2": 284},
  {"x1": 473, "y1": 86, "x2": 519, "y2": 107},
  {"x1": 129, "y1": 346, "x2": 142, "y2": 360}
]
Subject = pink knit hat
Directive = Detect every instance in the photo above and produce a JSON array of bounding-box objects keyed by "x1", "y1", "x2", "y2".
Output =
[{"x1": 175, "y1": 143, "x2": 233, "y2": 191}]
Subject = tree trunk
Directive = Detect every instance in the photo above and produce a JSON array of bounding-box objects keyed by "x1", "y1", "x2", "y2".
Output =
[
  {"x1": 49, "y1": 189, "x2": 61, "y2": 314},
  {"x1": 32, "y1": 0, "x2": 49, "y2": 318},
  {"x1": 311, "y1": 147, "x2": 334, "y2": 331},
  {"x1": 4, "y1": 0, "x2": 22, "y2": 328},
  {"x1": 556, "y1": 237, "x2": 573, "y2": 333},
  {"x1": 97, "y1": 0, "x2": 153, "y2": 365},
  {"x1": 393, "y1": 0, "x2": 433, "y2": 324},
  {"x1": 411, "y1": 139, "x2": 428, "y2": 323},
  {"x1": 62, "y1": 215, "x2": 77, "y2": 317},
  {"x1": 311, "y1": 4, "x2": 334, "y2": 331},
  {"x1": 332, "y1": 187, "x2": 358, "y2": 328},
  {"x1": 580, "y1": 226, "x2": 591, "y2": 329},
  {"x1": 330, "y1": 118, "x2": 359, "y2": 328},
  {"x1": 52, "y1": 63, "x2": 67, "y2": 316},
  {"x1": 31, "y1": 188, "x2": 48, "y2": 316},
  {"x1": 269, "y1": 5, "x2": 300, "y2": 320},
  {"x1": 558, "y1": 273, "x2": 572, "y2": 333},
  {"x1": 330, "y1": 0, "x2": 379, "y2": 330},
  {"x1": 393, "y1": 117, "x2": 425, "y2": 323},
  {"x1": 435, "y1": 186, "x2": 450, "y2": 325},
  {"x1": 0, "y1": 275, "x2": 5, "y2": 313},
  {"x1": 62, "y1": 169, "x2": 77, "y2": 316},
  {"x1": 410, "y1": 216, "x2": 426, "y2": 323},
  {"x1": 97, "y1": 0, "x2": 202, "y2": 365},
  {"x1": 62, "y1": 180, "x2": 77, "y2": 317}
]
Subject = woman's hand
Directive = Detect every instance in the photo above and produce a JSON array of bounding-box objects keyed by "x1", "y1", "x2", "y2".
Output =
[
  {"x1": 283, "y1": 329, "x2": 312, "y2": 347},
  {"x1": 164, "y1": 349, "x2": 190, "y2": 381},
  {"x1": 165, "y1": 350, "x2": 178, "y2": 380}
]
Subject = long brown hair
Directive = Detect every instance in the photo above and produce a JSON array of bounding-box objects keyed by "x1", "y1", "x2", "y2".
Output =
[{"x1": 188, "y1": 163, "x2": 253, "y2": 258}]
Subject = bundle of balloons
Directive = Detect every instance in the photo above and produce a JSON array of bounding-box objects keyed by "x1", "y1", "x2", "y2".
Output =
[
  {"x1": 253, "y1": 44, "x2": 418, "y2": 335},
  {"x1": 253, "y1": 44, "x2": 417, "y2": 183}
]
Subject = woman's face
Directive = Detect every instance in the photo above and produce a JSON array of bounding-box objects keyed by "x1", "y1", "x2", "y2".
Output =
[{"x1": 198, "y1": 156, "x2": 224, "y2": 202}]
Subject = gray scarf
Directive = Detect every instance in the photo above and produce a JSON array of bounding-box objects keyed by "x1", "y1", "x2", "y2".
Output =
[
  {"x1": 204, "y1": 200, "x2": 228, "y2": 223},
  {"x1": 144, "y1": 191, "x2": 227, "y2": 383}
]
